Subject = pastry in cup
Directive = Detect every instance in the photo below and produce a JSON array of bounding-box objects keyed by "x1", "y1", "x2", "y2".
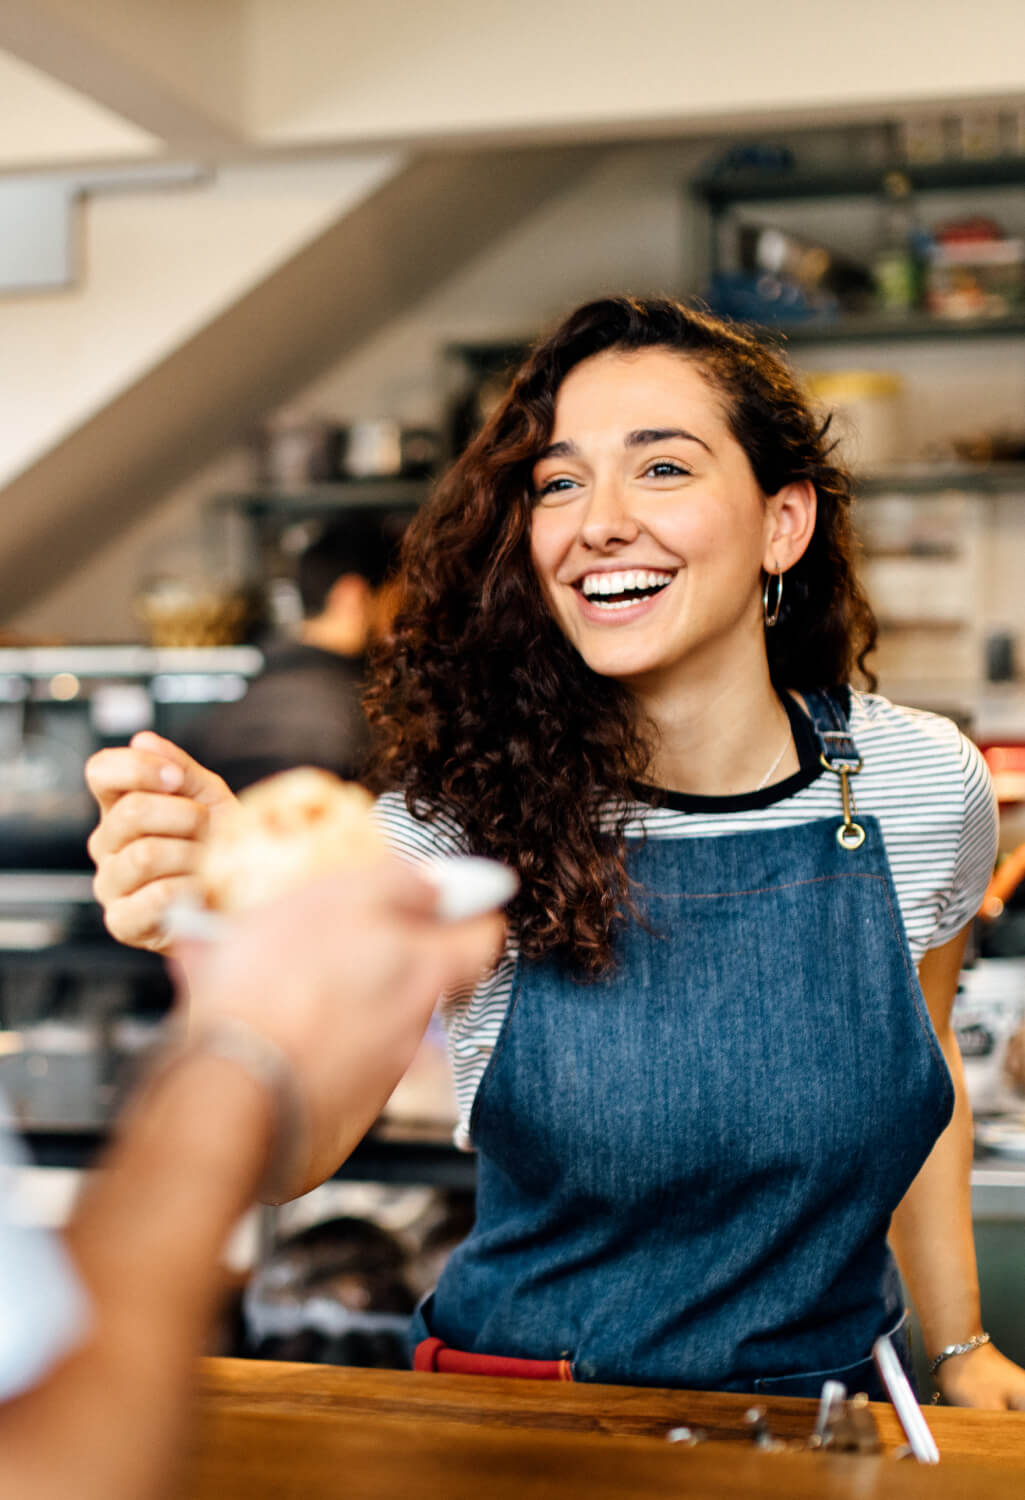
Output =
[
  {"x1": 165, "y1": 766, "x2": 517, "y2": 945},
  {"x1": 196, "y1": 767, "x2": 388, "y2": 915}
]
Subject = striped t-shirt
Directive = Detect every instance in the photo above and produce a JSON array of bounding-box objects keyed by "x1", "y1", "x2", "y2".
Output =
[{"x1": 374, "y1": 691, "x2": 998, "y2": 1145}]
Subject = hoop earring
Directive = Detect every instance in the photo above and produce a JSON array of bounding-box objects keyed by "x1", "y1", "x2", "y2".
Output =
[{"x1": 763, "y1": 569, "x2": 783, "y2": 629}]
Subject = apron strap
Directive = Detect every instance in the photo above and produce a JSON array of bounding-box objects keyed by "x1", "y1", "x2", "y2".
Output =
[
  {"x1": 800, "y1": 688, "x2": 860, "y2": 770},
  {"x1": 801, "y1": 689, "x2": 866, "y2": 851}
]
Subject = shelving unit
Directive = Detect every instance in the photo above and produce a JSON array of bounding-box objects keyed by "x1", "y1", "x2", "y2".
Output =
[
  {"x1": 212, "y1": 480, "x2": 433, "y2": 520},
  {"x1": 782, "y1": 313, "x2": 1025, "y2": 345},
  {"x1": 856, "y1": 464, "x2": 1025, "y2": 496},
  {"x1": 687, "y1": 156, "x2": 1025, "y2": 709},
  {"x1": 209, "y1": 482, "x2": 432, "y2": 606},
  {"x1": 691, "y1": 154, "x2": 1025, "y2": 345},
  {"x1": 694, "y1": 156, "x2": 1025, "y2": 211}
]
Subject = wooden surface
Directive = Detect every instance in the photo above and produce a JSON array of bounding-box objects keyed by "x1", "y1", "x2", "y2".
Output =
[{"x1": 180, "y1": 1357, "x2": 1025, "y2": 1499}]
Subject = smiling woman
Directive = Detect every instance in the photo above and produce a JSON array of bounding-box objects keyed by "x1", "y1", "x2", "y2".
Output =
[
  {"x1": 527, "y1": 348, "x2": 817, "y2": 726},
  {"x1": 361, "y1": 296, "x2": 1021, "y2": 1407},
  {"x1": 367, "y1": 298, "x2": 874, "y2": 971}
]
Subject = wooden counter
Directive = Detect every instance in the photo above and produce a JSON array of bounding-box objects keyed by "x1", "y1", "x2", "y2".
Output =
[{"x1": 180, "y1": 1357, "x2": 1025, "y2": 1498}]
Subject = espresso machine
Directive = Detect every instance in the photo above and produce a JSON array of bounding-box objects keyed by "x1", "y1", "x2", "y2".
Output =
[{"x1": 0, "y1": 645, "x2": 262, "y2": 1152}]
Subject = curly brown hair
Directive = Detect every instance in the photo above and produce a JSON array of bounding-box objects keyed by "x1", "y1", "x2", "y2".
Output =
[{"x1": 366, "y1": 296, "x2": 877, "y2": 975}]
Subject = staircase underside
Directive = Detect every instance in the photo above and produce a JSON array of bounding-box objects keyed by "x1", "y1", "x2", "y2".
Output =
[{"x1": 0, "y1": 142, "x2": 602, "y2": 623}]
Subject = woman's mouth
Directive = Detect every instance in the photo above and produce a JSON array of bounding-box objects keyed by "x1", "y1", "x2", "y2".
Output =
[{"x1": 574, "y1": 569, "x2": 675, "y2": 613}]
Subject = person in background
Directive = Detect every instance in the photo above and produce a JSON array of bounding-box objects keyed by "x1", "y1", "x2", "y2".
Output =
[
  {"x1": 0, "y1": 851, "x2": 501, "y2": 1500},
  {"x1": 183, "y1": 510, "x2": 402, "y2": 791}
]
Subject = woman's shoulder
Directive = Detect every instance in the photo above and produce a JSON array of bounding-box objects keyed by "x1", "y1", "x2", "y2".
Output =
[
  {"x1": 847, "y1": 689, "x2": 994, "y2": 809},
  {"x1": 372, "y1": 789, "x2": 467, "y2": 862},
  {"x1": 849, "y1": 688, "x2": 967, "y2": 756}
]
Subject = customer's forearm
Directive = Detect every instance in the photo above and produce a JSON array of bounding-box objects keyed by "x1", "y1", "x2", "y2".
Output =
[{"x1": 0, "y1": 1052, "x2": 275, "y2": 1500}]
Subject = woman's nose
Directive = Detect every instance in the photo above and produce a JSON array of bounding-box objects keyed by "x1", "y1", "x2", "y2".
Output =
[{"x1": 577, "y1": 477, "x2": 639, "y2": 550}]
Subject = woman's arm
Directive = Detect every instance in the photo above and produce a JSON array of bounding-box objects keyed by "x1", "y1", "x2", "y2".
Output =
[{"x1": 888, "y1": 925, "x2": 1025, "y2": 1408}]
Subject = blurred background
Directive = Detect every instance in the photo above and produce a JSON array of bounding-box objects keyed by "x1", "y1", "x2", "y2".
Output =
[{"x1": 1, "y1": 0, "x2": 1025, "y2": 1377}]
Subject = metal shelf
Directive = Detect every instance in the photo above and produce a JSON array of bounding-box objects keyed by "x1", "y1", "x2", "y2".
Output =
[
  {"x1": 694, "y1": 157, "x2": 1025, "y2": 207},
  {"x1": 0, "y1": 644, "x2": 264, "y2": 678},
  {"x1": 212, "y1": 481, "x2": 432, "y2": 517},
  {"x1": 856, "y1": 464, "x2": 1025, "y2": 495},
  {"x1": 694, "y1": 156, "x2": 1025, "y2": 345},
  {"x1": 772, "y1": 314, "x2": 1025, "y2": 346},
  {"x1": 21, "y1": 1122, "x2": 477, "y2": 1190}
]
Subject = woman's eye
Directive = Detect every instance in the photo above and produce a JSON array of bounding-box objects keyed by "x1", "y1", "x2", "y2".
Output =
[
  {"x1": 534, "y1": 476, "x2": 578, "y2": 502},
  {"x1": 645, "y1": 460, "x2": 691, "y2": 479}
]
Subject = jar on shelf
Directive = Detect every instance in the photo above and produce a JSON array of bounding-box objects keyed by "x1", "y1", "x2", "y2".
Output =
[
  {"x1": 803, "y1": 370, "x2": 904, "y2": 472},
  {"x1": 133, "y1": 573, "x2": 253, "y2": 647}
]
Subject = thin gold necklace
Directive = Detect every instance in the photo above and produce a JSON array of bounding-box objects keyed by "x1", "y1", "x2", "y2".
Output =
[{"x1": 755, "y1": 718, "x2": 794, "y2": 792}]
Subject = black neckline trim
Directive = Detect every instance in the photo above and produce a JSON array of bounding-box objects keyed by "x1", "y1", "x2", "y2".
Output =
[{"x1": 630, "y1": 692, "x2": 825, "y2": 814}]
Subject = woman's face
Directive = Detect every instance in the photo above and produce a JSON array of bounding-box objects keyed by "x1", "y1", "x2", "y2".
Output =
[{"x1": 529, "y1": 348, "x2": 798, "y2": 693}]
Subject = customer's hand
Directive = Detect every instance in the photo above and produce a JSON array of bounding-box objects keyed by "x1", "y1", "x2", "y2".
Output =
[
  {"x1": 85, "y1": 733, "x2": 236, "y2": 954},
  {"x1": 178, "y1": 857, "x2": 504, "y2": 1197}
]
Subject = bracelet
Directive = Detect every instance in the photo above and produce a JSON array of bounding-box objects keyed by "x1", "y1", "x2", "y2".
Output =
[
  {"x1": 929, "y1": 1332, "x2": 991, "y2": 1376},
  {"x1": 146, "y1": 1017, "x2": 310, "y2": 1204}
]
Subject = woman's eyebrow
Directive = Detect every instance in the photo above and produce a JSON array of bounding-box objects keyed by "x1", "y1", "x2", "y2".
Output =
[
  {"x1": 537, "y1": 439, "x2": 578, "y2": 461},
  {"x1": 537, "y1": 428, "x2": 711, "y2": 462},
  {"x1": 626, "y1": 427, "x2": 711, "y2": 453}
]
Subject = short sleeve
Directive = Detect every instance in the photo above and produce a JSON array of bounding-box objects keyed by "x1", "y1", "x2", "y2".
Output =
[
  {"x1": 0, "y1": 1102, "x2": 92, "y2": 1401},
  {"x1": 372, "y1": 791, "x2": 466, "y2": 866},
  {"x1": 931, "y1": 735, "x2": 998, "y2": 947}
]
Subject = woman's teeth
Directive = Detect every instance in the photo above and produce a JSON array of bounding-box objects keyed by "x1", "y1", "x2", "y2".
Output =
[{"x1": 579, "y1": 569, "x2": 674, "y2": 608}]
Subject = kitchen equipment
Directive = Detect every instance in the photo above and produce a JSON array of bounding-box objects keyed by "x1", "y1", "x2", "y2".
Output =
[
  {"x1": 0, "y1": 693, "x2": 103, "y2": 871},
  {"x1": 952, "y1": 959, "x2": 1025, "y2": 1114},
  {"x1": 0, "y1": 872, "x2": 173, "y2": 1133},
  {"x1": 258, "y1": 414, "x2": 335, "y2": 487},
  {"x1": 975, "y1": 1117, "x2": 1025, "y2": 1161},
  {"x1": 243, "y1": 1216, "x2": 415, "y2": 1367},
  {"x1": 0, "y1": 647, "x2": 263, "y2": 870},
  {"x1": 134, "y1": 574, "x2": 253, "y2": 648},
  {"x1": 332, "y1": 421, "x2": 441, "y2": 480},
  {"x1": 340, "y1": 419, "x2": 403, "y2": 479},
  {"x1": 737, "y1": 223, "x2": 875, "y2": 314}
]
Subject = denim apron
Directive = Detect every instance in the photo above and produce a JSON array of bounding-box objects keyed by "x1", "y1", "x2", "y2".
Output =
[{"x1": 414, "y1": 691, "x2": 954, "y2": 1396}]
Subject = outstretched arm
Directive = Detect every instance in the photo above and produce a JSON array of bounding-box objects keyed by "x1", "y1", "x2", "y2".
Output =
[
  {"x1": 0, "y1": 1051, "x2": 272, "y2": 1500},
  {"x1": 889, "y1": 926, "x2": 1025, "y2": 1408},
  {"x1": 0, "y1": 863, "x2": 503, "y2": 1500}
]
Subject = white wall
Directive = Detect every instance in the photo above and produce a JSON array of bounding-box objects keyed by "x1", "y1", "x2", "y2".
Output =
[
  {"x1": 249, "y1": 0, "x2": 1025, "y2": 147},
  {"x1": 289, "y1": 142, "x2": 699, "y2": 428},
  {"x1": 0, "y1": 153, "x2": 401, "y2": 493},
  {"x1": 6, "y1": 1, "x2": 1025, "y2": 168}
]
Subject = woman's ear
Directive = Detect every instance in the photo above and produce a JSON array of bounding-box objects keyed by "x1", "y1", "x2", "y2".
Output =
[{"x1": 764, "y1": 480, "x2": 816, "y2": 572}]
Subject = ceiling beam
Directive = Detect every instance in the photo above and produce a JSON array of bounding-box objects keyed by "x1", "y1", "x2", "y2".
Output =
[{"x1": 0, "y1": 1, "x2": 248, "y2": 152}]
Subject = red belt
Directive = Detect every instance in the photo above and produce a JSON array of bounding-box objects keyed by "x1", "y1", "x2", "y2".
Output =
[{"x1": 414, "y1": 1337, "x2": 573, "y2": 1381}]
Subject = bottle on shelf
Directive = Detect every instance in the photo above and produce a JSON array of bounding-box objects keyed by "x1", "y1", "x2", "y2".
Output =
[{"x1": 871, "y1": 171, "x2": 930, "y2": 316}]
